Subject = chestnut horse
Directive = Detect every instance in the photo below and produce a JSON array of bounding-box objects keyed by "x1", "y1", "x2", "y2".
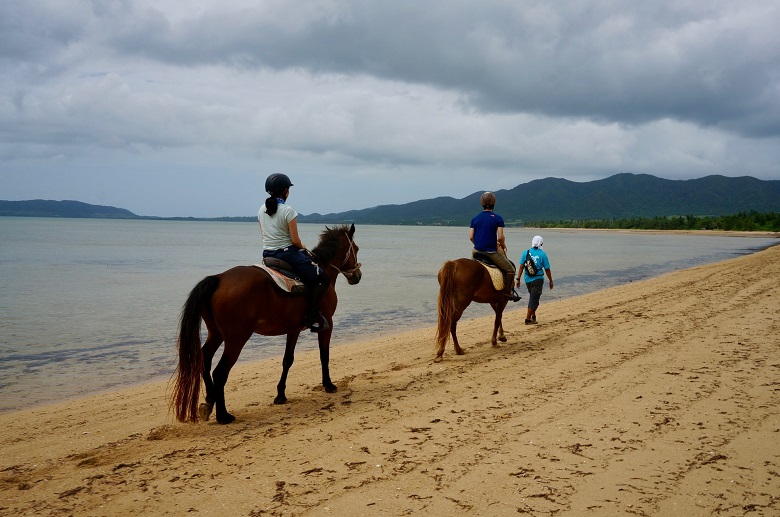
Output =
[
  {"x1": 172, "y1": 224, "x2": 361, "y2": 424},
  {"x1": 435, "y1": 258, "x2": 509, "y2": 363}
]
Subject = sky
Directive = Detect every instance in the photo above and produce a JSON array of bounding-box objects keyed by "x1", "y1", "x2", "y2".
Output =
[{"x1": 2, "y1": 1, "x2": 779, "y2": 218}]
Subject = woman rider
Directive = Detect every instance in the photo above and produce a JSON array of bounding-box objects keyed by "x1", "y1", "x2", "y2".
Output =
[{"x1": 258, "y1": 173, "x2": 330, "y2": 332}]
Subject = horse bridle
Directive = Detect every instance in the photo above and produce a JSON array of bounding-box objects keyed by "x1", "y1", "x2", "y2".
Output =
[
  {"x1": 333, "y1": 233, "x2": 362, "y2": 280},
  {"x1": 311, "y1": 232, "x2": 361, "y2": 280}
]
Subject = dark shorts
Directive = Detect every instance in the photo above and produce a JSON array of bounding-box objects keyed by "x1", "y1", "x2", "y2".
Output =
[{"x1": 526, "y1": 278, "x2": 544, "y2": 309}]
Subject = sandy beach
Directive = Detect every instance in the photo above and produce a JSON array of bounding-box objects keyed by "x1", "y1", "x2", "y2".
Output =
[{"x1": 2, "y1": 243, "x2": 779, "y2": 516}]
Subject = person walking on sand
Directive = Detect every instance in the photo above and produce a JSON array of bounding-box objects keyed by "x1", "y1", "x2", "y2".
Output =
[
  {"x1": 517, "y1": 235, "x2": 553, "y2": 324},
  {"x1": 258, "y1": 173, "x2": 330, "y2": 332},
  {"x1": 469, "y1": 192, "x2": 520, "y2": 301}
]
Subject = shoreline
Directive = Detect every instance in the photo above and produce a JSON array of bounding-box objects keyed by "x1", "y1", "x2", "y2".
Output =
[
  {"x1": 518, "y1": 227, "x2": 780, "y2": 238},
  {"x1": 2, "y1": 245, "x2": 779, "y2": 515},
  {"x1": 3, "y1": 231, "x2": 777, "y2": 416}
]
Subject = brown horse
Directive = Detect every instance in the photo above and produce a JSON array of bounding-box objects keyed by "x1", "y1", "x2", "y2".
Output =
[
  {"x1": 435, "y1": 258, "x2": 509, "y2": 362},
  {"x1": 172, "y1": 224, "x2": 361, "y2": 424}
]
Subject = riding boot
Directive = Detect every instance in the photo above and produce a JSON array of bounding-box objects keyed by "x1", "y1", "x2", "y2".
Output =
[
  {"x1": 505, "y1": 272, "x2": 520, "y2": 302},
  {"x1": 303, "y1": 283, "x2": 330, "y2": 333}
]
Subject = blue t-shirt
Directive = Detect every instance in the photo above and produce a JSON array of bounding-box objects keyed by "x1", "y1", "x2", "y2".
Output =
[
  {"x1": 522, "y1": 247, "x2": 550, "y2": 282},
  {"x1": 470, "y1": 211, "x2": 505, "y2": 252}
]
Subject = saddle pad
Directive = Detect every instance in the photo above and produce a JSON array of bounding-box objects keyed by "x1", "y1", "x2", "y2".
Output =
[
  {"x1": 253, "y1": 264, "x2": 305, "y2": 295},
  {"x1": 479, "y1": 263, "x2": 505, "y2": 291}
]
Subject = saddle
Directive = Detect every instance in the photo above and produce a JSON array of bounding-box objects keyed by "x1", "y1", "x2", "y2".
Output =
[
  {"x1": 253, "y1": 258, "x2": 305, "y2": 295},
  {"x1": 472, "y1": 252, "x2": 508, "y2": 291}
]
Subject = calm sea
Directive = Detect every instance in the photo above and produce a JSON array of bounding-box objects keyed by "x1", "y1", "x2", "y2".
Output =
[{"x1": 0, "y1": 217, "x2": 775, "y2": 412}]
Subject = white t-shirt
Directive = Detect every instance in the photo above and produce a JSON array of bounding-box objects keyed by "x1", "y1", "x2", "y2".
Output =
[{"x1": 258, "y1": 203, "x2": 298, "y2": 250}]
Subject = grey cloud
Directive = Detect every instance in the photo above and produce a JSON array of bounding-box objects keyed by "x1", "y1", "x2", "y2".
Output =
[
  {"x1": 87, "y1": 1, "x2": 780, "y2": 138},
  {"x1": 2, "y1": 1, "x2": 778, "y2": 218},
  {"x1": 0, "y1": 3, "x2": 84, "y2": 61}
]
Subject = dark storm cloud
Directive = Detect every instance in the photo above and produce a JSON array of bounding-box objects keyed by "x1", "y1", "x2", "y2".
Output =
[{"x1": 88, "y1": 1, "x2": 780, "y2": 138}]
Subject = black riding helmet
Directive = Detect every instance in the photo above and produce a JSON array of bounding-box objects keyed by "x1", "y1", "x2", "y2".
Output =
[{"x1": 265, "y1": 173, "x2": 293, "y2": 195}]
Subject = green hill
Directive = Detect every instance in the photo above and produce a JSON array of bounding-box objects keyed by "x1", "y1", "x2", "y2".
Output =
[
  {"x1": 0, "y1": 199, "x2": 138, "y2": 219},
  {"x1": 4, "y1": 174, "x2": 779, "y2": 225},
  {"x1": 299, "y1": 174, "x2": 780, "y2": 226}
]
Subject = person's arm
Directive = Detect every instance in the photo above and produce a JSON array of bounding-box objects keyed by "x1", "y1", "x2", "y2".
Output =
[
  {"x1": 288, "y1": 218, "x2": 306, "y2": 250},
  {"x1": 497, "y1": 227, "x2": 507, "y2": 253},
  {"x1": 469, "y1": 227, "x2": 475, "y2": 244},
  {"x1": 545, "y1": 268, "x2": 554, "y2": 289}
]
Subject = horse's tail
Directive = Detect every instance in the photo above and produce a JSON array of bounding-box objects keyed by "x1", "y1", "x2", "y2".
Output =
[
  {"x1": 172, "y1": 275, "x2": 219, "y2": 423},
  {"x1": 436, "y1": 260, "x2": 457, "y2": 350}
]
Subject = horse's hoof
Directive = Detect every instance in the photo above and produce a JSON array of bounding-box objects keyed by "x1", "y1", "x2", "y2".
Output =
[
  {"x1": 499, "y1": 336, "x2": 507, "y2": 342},
  {"x1": 198, "y1": 402, "x2": 214, "y2": 422},
  {"x1": 216, "y1": 412, "x2": 235, "y2": 424},
  {"x1": 433, "y1": 355, "x2": 443, "y2": 363},
  {"x1": 274, "y1": 395, "x2": 287, "y2": 405},
  {"x1": 324, "y1": 383, "x2": 338, "y2": 394}
]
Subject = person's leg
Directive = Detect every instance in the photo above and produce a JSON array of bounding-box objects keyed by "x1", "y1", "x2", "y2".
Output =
[
  {"x1": 278, "y1": 248, "x2": 331, "y2": 332},
  {"x1": 490, "y1": 251, "x2": 517, "y2": 299},
  {"x1": 525, "y1": 279, "x2": 543, "y2": 324},
  {"x1": 303, "y1": 279, "x2": 330, "y2": 331}
]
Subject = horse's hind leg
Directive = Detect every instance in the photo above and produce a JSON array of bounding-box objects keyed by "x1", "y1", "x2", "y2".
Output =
[
  {"x1": 490, "y1": 301, "x2": 508, "y2": 347},
  {"x1": 198, "y1": 330, "x2": 223, "y2": 421},
  {"x1": 451, "y1": 307, "x2": 466, "y2": 356},
  {"x1": 211, "y1": 337, "x2": 248, "y2": 424}
]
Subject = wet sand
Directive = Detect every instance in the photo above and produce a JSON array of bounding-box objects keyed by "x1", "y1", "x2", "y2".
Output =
[{"x1": 2, "y1": 244, "x2": 779, "y2": 516}]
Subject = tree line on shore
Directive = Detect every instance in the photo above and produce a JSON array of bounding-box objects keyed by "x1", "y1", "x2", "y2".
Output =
[{"x1": 524, "y1": 211, "x2": 780, "y2": 232}]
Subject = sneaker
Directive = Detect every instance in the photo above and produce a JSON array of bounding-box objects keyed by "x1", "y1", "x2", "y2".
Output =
[{"x1": 524, "y1": 319, "x2": 537, "y2": 325}]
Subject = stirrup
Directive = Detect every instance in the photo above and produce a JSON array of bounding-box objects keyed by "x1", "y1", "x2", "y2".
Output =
[{"x1": 306, "y1": 313, "x2": 330, "y2": 333}]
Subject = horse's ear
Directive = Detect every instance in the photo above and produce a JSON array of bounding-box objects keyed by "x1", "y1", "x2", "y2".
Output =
[{"x1": 348, "y1": 223, "x2": 355, "y2": 237}]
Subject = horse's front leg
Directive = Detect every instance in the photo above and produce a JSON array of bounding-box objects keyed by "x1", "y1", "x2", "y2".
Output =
[
  {"x1": 490, "y1": 301, "x2": 507, "y2": 347},
  {"x1": 318, "y1": 326, "x2": 338, "y2": 394},
  {"x1": 275, "y1": 332, "x2": 301, "y2": 404}
]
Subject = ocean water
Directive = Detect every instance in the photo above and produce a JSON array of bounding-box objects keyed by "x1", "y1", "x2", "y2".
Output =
[{"x1": 0, "y1": 217, "x2": 775, "y2": 412}]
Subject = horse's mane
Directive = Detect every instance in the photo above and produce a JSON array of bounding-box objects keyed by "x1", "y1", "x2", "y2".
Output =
[{"x1": 312, "y1": 225, "x2": 351, "y2": 265}]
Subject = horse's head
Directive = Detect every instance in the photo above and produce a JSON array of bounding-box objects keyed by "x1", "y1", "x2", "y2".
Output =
[
  {"x1": 340, "y1": 223, "x2": 362, "y2": 284},
  {"x1": 313, "y1": 223, "x2": 362, "y2": 284}
]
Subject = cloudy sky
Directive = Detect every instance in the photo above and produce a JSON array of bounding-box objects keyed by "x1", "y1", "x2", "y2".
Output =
[{"x1": 2, "y1": 1, "x2": 779, "y2": 217}]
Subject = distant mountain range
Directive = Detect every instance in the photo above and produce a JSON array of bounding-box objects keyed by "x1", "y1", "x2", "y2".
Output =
[
  {"x1": 3, "y1": 174, "x2": 779, "y2": 225},
  {"x1": 0, "y1": 199, "x2": 242, "y2": 222},
  {"x1": 0, "y1": 199, "x2": 137, "y2": 219},
  {"x1": 300, "y1": 173, "x2": 780, "y2": 225}
]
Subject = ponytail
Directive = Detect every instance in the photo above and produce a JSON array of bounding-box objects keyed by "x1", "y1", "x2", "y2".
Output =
[{"x1": 265, "y1": 196, "x2": 279, "y2": 216}]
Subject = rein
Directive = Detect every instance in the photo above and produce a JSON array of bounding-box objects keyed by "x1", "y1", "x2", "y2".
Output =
[{"x1": 311, "y1": 232, "x2": 361, "y2": 280}]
